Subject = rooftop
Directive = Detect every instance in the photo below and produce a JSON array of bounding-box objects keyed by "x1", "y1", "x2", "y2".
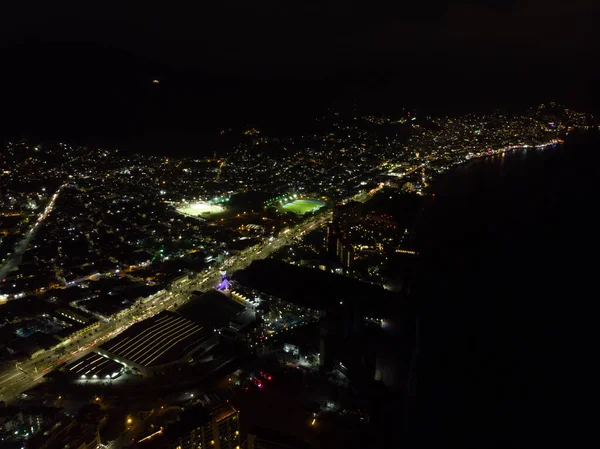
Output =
[
  {"x1": 213, "y1": 402, "x2": 239, "y2": 423},
  {"x1": 99, "y1": 311, "x2": 212, "y2": 367},
  {"x1": 178, "y1": 290, "x2": 245, "y2": 330},
  {"x1": 234, "y1": 259, "x2": 407, "y2": 317},
  {"x1": 137, "y1": 403, "x2": 238, "y2": 448},
  {"x1": 66, "y1": 351, "x2": 123, "y2": 379}
]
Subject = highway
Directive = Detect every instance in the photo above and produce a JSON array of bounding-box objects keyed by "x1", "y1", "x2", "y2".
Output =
[{"x1": 0, "y1": 210, "x2": 331, "y2": 404}]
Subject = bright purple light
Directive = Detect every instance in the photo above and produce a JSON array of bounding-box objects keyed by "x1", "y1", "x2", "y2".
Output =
[{"x1": 216, "y1": 273, "x2": 231, "y2": 291}]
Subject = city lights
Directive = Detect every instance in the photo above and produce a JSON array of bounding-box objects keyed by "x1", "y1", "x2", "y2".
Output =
[{"x1": 0, "y1": 101, "x2": 592, "y2": 447}]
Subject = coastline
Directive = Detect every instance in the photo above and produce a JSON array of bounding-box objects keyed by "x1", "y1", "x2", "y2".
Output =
[{"x1": 422, "y1": 139, "x2": 562, "y2": 194}]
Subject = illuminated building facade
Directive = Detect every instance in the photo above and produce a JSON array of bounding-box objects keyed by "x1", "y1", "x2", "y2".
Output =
[
  {"x1": 326, "y1": 201, "x2": 362, "y2": 268},
  {"x1": 136, "y1": 403, "x2": 241, "y2": 449},
  {"x1": 336, "y1": 238, "x2": 354, "y2": 268}
]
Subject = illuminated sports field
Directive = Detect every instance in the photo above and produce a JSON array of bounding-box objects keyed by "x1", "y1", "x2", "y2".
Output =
[
  {"x1": 177, "y1": 201, "x2": 224, "y2": 216},
  {"x1": 280, "y1": 199, "x2": 325, "y2": 215}
]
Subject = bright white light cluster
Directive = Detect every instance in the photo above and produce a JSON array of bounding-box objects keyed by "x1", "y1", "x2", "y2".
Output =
[{"x1": 177, "y1": 202, "x2": 224, "y2": 216}]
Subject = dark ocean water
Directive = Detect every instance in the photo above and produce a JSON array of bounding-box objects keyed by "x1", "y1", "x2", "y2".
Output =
[{"x1": 413, "y1": 132, "x2": 598, "y2": 446}]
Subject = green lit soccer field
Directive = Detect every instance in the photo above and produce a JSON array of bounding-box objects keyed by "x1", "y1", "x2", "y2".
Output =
[{"x1": 280, "y1": 199, "x2": 325, "y2": 214}]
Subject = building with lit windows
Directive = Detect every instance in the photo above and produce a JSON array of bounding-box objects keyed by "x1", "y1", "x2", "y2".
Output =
[
  {"x1": 336, "y1": 238, "x2": 354, "y2": 268},
  {"x1": 135, "y1": 403, "x2": 241, "y2": 449},
  {"x1": 56, "y1": 307, "x2": 94, "y2": 325}
]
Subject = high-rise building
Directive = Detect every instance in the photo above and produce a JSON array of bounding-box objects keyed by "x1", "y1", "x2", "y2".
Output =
[
  {"x1": 336, "y1": 238, "x2": 354, "y2": 268},
  {"x1": 325, "y1": 223, "x2": 338, "y2": 256},
  {"x1": 326, "y1": 201, "x2": 362, "y2": 267},
  {"x1": 135, "y1": 403, "x2": 240, "y2": 449}
]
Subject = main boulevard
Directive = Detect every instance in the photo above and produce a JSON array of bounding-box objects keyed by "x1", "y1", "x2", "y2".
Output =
[{"x1": 0, "y1": 211, "x2": 331, "y2": 404}]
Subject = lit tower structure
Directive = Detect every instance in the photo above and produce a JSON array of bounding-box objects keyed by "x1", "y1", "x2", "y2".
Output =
[{"x1": 216, "y1": 271, "x2": 231, "y2": 291}]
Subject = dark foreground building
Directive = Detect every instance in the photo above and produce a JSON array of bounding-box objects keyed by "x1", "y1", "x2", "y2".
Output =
[
  {"x1": 135, "y1": 403, "x2": 240, "y2": 449},
  {"x1": 247, "y1": 427, "x2": 311, "y2": 449}
]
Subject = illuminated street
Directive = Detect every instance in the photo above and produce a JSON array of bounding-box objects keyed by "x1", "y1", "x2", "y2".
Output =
[
  {"x1": 0, "y1": 209, "x2": 331, "y2": 404},
  {"x1": 0, "y1": 184, "x2": 65, "y2": 286}
]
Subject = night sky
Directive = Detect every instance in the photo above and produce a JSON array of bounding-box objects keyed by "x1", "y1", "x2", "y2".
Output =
[{"x1": 2, "y1": 1, "x2": 599, "y2": 145}]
